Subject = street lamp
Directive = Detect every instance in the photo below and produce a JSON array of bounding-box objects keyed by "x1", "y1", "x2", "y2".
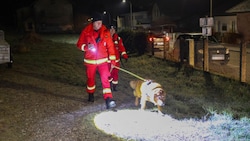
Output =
[
  {"x1": 210, "y1": 0, "x2": 213, "y2": 17},
  {"x1": 122, "y1": 0, "x2": 133, "y2": 30}
]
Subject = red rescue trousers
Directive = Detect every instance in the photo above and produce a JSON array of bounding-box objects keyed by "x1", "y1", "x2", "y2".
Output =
[
  {"x1": 85, "y1": 62, "x2": 112, "y2": 100},
  {"x1": 109, "y1": 61, "x2": 120, "y2": 85}
]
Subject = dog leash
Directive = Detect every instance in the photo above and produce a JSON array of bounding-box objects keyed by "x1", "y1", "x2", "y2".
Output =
[{"x1": 111, "y1": 65, "x2": 147, "y2": 81}]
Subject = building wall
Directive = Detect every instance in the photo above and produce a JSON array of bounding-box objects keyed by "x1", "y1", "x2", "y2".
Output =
[
  {"x1": 237, "y1": 13, "x2": 250, "y2": 41},
  {"x1": 117, "y1": 11, "x2": 151, "y2": 31},
  {"x1": 214, "y1": 15, "x2": 238, "y2": 33},
  {"x1": 133, "y1": 11, "x2": 151, "y2": 29}
]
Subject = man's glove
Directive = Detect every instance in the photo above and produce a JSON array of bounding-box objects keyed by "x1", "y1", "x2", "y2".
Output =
[
  {"x1": 123, "y1": 54, "x2": 128, "y2": 62},
  {"x1": 88, "y1": 44, "x2": 96, "y2": 52},
  {"x1": 123, "y1": 54, "x2": 128, "y2": 59},
  {"x1": 108, "y1": 76, "x2": 113, "y2": 82}
]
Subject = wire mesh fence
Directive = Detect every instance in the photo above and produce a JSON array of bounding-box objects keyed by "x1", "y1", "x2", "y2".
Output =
[{"x1": 148, "y1": 38, "x2": 250, "y2": 84}]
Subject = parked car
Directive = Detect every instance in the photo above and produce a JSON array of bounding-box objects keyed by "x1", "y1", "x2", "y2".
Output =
[
  {"x1": 0, "y1": 30, "x2": 13, "y2": 68},
  {"x1": 148, "y1": 32, "x2": 230, "y2": 65},
  {"x1": 174, "y1": 33, "x2": 230, "y2": 65}
]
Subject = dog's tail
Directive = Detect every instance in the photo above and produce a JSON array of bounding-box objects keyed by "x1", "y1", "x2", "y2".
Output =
[{"x1": 129, "y1": 80, "x2": 137, "y2": 89}]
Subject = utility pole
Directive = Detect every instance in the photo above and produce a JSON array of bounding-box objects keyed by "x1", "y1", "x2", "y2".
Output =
[
  {"x1": 210, "y1": 0, "x2": 212, "y2": 17},
  {"x1": 122, "y1": 0, "x2": 133, "y2": 30},
  {"x1": 103, "y1": 11, "x2": 111, "y2": 26}
]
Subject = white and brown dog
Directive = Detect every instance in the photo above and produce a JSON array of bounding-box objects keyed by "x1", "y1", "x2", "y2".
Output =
[{"x1": 129, "y1": 79, "x2": 166, "y2": 115}]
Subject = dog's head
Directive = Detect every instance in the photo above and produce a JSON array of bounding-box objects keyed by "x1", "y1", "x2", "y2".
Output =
[
  {"x1": 153, "y1": 87, "x2": 166, "y2": 106},
  {"x1": 145, "y1": 81, "x2": 166, "y2": 106}
]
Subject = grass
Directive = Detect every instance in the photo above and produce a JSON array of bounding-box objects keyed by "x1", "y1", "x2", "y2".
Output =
[{"x1": 1, "y1": 32, "x2": 250, "y2": 140}]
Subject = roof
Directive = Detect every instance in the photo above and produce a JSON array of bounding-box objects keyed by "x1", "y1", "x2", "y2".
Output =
[{"x1": 226, "y1": 0, "x2": 250, "y2": 13}]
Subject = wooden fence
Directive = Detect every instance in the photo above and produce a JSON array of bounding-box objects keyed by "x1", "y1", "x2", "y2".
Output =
[{"x1": 148, "y1": 38, "x2": 250, "y2": 84}]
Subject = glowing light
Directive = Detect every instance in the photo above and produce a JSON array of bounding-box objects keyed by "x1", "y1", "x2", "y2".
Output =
[
  {"x1": 90, "y1": 47, "x2": 96, "y2": 52},
  {"x1": 148, "y1": 37, "x2": 153, "y2": 42},
  {"x1": 94, "y1": 109, "x2": 211, "y2": 140},
  {"x1": 165, "y1": 36, "x2": 170, "y2": 42},
  {"x1": 94, "y1": 109, "x2": 250, "y2": 140}
]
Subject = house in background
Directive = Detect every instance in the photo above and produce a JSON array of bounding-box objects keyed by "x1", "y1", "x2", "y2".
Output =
[
  {"x1": 33, "y1": 0, "x2": 74, "y2": 33},
  {"x1": 117, "y1": 1, "x2": 178, "y2": 33},
  {"x1": 15, "y1": 0, "x2": 249, "y2": 38},
  {"x1": 212, "y1": 1, "x2": 242, "y2": 34},
  {"x1": 217, "y1": 0, "x2": 250, "y2": 35},
  {"x1": 226, "y1": 0, "x2": 250, "y2": 42},
  {"x1": 213, "y1": 15, "x2": 239, "y2": 43},
  {"x1": 213, "y1": 16, "x2": 237, "y2": 33},
  {"x1": 150, "y1": 3, "x2": 178, "y2": 33},
  {"x1": 16, "y1": 0, "x2": 75, "y2": 33},
  {"x1": 149, "y1": 2, "x2": 177, "y2": 34},
  {"x1": 117, "y1": 11, "x2": 151, "y2": 31},
  {"x1": 149, "y1": 0, "x2": 249, "y2": 38},
  {"x1": 148, "y1": 0, "x2": 247, "y2": 43},
  {"x1": 17, "y1": 0, "x2": 94, "y2": 33},
  {"x1": 212, "y1": 1, "x2": 241, "y2": 43}
]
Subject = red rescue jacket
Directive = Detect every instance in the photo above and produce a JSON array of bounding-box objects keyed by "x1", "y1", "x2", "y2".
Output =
[
  {"x1": 112, "y1": 33, "x2": 127, "y2": 62},
  {"x1": 76, "y1": 23, "x2": 116, "y2": 65}
]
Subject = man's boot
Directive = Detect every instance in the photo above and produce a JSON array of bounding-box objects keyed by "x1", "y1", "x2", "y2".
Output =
[
  {"x1": 110, "y1": 82, "x2": 113, "y2": 90},
  {"x1": 105, "y1": 97, "x2": 116, "y2": 109},
  {"x1": 112, "y1": 84, "x2": 117, "y2": 91},
  {"x1": 88, "y1": 93, "x2": 94, "y2": 102}
]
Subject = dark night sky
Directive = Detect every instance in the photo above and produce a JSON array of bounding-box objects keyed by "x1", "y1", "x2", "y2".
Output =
[{"x1": 0, "y1": 0, "x2": 244, "y2": 27}]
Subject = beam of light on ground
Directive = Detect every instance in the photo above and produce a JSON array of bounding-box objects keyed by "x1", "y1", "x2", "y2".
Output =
[{"x1": 94, "y1": 109, "x2": 214, "y2": 141}]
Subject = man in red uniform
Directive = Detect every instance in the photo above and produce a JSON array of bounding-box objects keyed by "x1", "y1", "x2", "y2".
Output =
[
  {"x1": 109, "y1": 25, "x2": 128, "y2": 91},
  {"x1": 76, "y1": 12, "x2": 116, "y2": 109}
]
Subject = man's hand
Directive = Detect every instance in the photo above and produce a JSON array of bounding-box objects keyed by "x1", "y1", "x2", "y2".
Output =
[
  {"x1": 111, "y1": 60, "x2": 116, "y2": 67},
  {"x1": 108, "y1": 76, "x2": 113, "y2": 82},
  {"x1": 123, "y1": 54, "x2": 128, "y2": 59},
  {"x1": 123, "y1": 54, "x2": 128, "y2": 62}
]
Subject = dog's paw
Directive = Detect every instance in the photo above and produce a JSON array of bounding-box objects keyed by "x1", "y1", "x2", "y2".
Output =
[
  {"x1": 158, "y1": 111, "x2": 165, "y2": 116},
  {"x1": 138, "y1": 109, "x2": 146, "y2": 113}
]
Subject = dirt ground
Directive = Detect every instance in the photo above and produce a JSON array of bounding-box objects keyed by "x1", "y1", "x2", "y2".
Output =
[
  {"x1": 0, "y1": 61, "x2": 216, "y2": 141},
  {"x1": 0, "y1": 33, "x2": 248, "y2": 140},
  {"x1": 0, "y1": 66, "x2": 232, "y2": 141},
  {"x1": 0, "y1": 52, "x2": 243, "y2": 141},
  {"x1": 0, "y1": 32, "x2": 132, "y2": 140},
  {"x1": 0, "y1": 67, "x2": 136, "y2": 141}
]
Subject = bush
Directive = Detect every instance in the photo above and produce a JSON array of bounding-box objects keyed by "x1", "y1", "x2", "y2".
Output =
[
  {"x1": 118, "y1": 30, "x2": 148, "y2": 56},
  {"x1": 134, "y1": 32, "x2": 148, "y2": 55},
  {"x1": 118, "y1": 30, "x2": 134, "y2": 54}
]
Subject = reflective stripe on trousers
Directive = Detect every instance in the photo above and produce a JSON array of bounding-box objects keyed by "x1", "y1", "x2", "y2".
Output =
[{"x1": 85, "y1": 62, "x2": 113, "y2": 99}]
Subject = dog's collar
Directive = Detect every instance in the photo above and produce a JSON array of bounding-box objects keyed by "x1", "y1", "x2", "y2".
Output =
[{"x1": 146, "y1": 80, "x2": 152, "y2": 85}]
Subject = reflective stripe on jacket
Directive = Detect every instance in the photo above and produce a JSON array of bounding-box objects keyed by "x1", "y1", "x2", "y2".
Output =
[
  {"x1": 112, "y1": 33, "x2": 127, "y2": 61},
  {"x1": 84, "y1": 58, "x2": 108, "y2": 65}
]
